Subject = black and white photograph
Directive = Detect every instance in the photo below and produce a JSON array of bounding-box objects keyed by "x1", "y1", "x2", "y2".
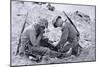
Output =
[{"x1": 11, "y1": 0, "x2": 96, "y2": 66}]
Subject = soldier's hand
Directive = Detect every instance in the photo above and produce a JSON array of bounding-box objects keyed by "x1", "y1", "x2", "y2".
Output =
[
  {"x1": 39, "y1": 26, "x2": 45, "y2": 34},
  {"x1": 19, "y1": 52, "x2": 25, "y2": 57},
  {"x1": 57, "y1": 48, "x2": 72, "y2": 58}
]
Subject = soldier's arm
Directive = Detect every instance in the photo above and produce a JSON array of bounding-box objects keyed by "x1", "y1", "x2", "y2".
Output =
[
  {"x1": 29, "y1": 27, "x2": 44, "y2": 46},
  {"x1": 35, "y1": 32, "x2": 43, "y2": 46},
  {"x1": 28, "y1": 27, "x2": 37, "y2": 46},
  {"x1": 56, "y1": 24, "x2": 69, "y2": 50}
]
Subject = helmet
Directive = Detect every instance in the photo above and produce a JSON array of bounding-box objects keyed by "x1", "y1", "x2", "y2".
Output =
[{"x1": 52, "y1": 16, "x2": 62, "y2": 25}]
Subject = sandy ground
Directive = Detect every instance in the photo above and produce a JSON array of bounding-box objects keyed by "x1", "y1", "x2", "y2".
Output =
[{"x1": 11, "y1": 1, "x2": 96, "y2": 66}]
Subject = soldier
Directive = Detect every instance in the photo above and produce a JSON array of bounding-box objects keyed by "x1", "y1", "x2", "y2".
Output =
[
  {"x1": 52, "y1": 16, "x2": 82, "y2": 57},
  {"x1": 18, "y1": 18, "x2": 62, "y2": 62}
]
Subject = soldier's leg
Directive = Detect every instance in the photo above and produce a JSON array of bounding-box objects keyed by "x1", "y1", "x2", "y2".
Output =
[
  {"x1": 67, "y1": 37, "x2": 82, "y2": 56},
  {"x1": 57, "y1": 37, "x2": 82, "y2": 57},
  {"x1": 44, "y1": 49, "x2": 62, "y2": 58},
  {"x1": 27, "y1": 46, "x2": 49, "y2": 56},
  {"x1": 24, "y1": 46, "x2": 50, "y2": 62},
  {"x1": 58, "y1": 43, "x2": 72, "y2": 53},
  {"x1": 72, "y1": 43, "x2": 82, "y2": 56},
  {"x1": 18, "y1": 40, "x2": 29, "y2": 56},
  {"x1": 26, "y1": 46, "x2": 62, "y2": 59},
  {"x1": 69, "y1": 36, "x2": 82, "y2": 56}
]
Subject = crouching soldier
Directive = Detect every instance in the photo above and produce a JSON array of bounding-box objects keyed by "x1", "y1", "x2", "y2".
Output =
[
  {"x1": 52, "y1": 16, "x2": 82, "y2": 57},
  {"x1": 18, "y1": 18, "x2": 62, "y2": 62}
]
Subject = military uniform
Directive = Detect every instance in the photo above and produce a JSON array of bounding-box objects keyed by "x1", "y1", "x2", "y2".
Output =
[
  {"x1": 18, "y1": 19, "x2": 62, "y2": 61},
  {"x1": 56, "y1": 22, "x2": 81, "y2": 56},
  {"x1": 19, "y1": 24, "x2": 50, "y2": 56}
]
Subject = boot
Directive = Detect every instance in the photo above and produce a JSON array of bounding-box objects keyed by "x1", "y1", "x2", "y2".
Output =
[
  {"x1": 72, "y1": 44, "x2": 82, "y2": 56},
  {"x1": 57, "y1": 48, "x2": 72, "y2": 59}
]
